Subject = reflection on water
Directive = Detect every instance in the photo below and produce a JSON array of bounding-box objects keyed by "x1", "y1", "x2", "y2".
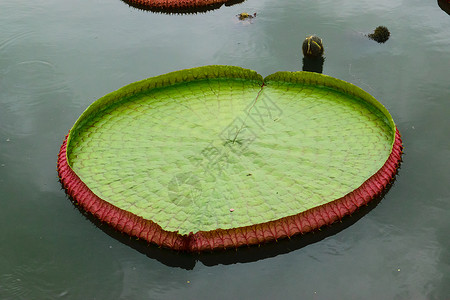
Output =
[
  {"x1": 66, "y1": 177, "x2": 396, "y2": 269},
  {"x1": 302, "y1": 57, "x2": 325, "y2": 73}
]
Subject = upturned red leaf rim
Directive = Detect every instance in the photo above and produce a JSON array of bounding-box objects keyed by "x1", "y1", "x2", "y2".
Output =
[{"x1": 121, "y1": 0, "x2": 245, "y2": 13}]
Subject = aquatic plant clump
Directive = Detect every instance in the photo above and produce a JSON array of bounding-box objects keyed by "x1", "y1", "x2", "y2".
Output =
[
  {"x1": 368, "y1": 26, "x2": 391, "y2": 43},
  {"x1": 237, "y1": 12, "x2": 256, "y2": 20},
  {"x1": 57, "y1": 65, "x2": 402, "y2": 252}
]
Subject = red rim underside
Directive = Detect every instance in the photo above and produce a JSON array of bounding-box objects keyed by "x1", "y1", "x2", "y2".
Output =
[{"x1": 57, "y1": 129, "x2": 403, "y2": 252}]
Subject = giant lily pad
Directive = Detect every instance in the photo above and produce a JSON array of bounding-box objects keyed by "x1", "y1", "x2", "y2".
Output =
[{"x1": 57, "y1": 65, "x2": 402, "y2": 252}]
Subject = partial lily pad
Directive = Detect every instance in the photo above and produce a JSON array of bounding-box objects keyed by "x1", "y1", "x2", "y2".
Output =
[
  {"x1": 121, "y1": 0, "x2": 245, "y2": 13},
  {"x1": 58, "y1": 65, "x2": 402, "y2": 252}
]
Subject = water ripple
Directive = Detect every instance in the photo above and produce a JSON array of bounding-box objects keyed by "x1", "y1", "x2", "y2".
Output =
[
  {"x1": 0, "y1": 262, "x2": 64, "y2": 300},
  {"x1": 0, "y1": 31, "x2": 33, "y2": 52}
]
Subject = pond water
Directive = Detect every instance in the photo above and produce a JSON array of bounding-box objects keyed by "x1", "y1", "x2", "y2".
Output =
[{"x1": 1, "y1": 0, "x2": 449, "y2": 299}]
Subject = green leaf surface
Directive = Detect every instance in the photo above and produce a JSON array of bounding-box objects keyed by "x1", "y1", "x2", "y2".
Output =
[{"x1": 66, "y1": 66, "x2": 395, "y2": 235}]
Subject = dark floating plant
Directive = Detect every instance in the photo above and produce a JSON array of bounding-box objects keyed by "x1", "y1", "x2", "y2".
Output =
[
  {"x1": 301, "y1": 35, "x2": 325, "y2": 73},
  {"x1": 368, "y1": 26, "x2": 391, "y2": 43},
  {"x1": 302, "y1": 35, "x2": 324, "y2": 57}
]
